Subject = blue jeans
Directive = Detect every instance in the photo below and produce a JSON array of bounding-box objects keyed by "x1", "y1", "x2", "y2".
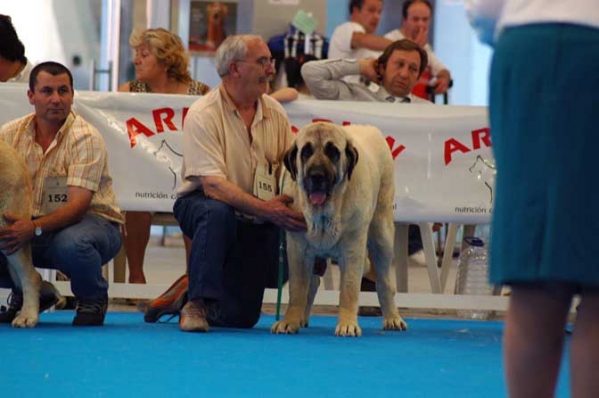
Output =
[
  {"x1": 0, "y1": 214, "x2": 122, "y2": 299},
  {"x1": 174, "y1": 191, "x2": 284, "y2": 328}
]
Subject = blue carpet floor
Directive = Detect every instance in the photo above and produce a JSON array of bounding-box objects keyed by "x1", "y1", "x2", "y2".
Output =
[{"x1": 1, "y1": 312, "x2": 571, "y2": 397}]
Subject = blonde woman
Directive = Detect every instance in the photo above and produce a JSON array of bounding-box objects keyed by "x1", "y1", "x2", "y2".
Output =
[
  {"x1": 118, "y1": 29, "x2": 209, "y2": 302},
  {"x1": 119, "y1": 28, "x2": 209, "y2": 95}
]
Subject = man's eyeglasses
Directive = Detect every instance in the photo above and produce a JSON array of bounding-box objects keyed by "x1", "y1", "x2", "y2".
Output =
[{"x1": 236, "y1": 56, "x2": 275, "y2": 69}]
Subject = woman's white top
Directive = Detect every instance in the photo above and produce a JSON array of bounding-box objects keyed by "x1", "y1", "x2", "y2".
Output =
[
  {"x1": 466, "y1": 0, "x2": 599, "y2": 45},
  {"x1": 498, "y1": 0, "x2": 599, "y2": 31}
]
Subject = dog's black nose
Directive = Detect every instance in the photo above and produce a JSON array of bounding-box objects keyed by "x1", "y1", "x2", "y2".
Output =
[
  {"x1": 306, "y1": 166, "x2": 331, "y2": 194},
  {"x1": 305, "y1": 163, "x2": 334, "y2": 194},
  {"x1": 309, "y1": 169, "x2": 326, "y2": 185}
]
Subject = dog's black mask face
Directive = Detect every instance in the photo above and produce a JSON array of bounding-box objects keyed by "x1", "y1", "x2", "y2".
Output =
[
  {"x1": 302, "y1": 141, "x2": 336, "y2": 199},
  {"x1": 284, "y1": 124, "x2": 359, "y2": 207}
]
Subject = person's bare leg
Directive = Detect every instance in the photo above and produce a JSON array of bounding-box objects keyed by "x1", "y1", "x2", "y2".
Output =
[
  {"x1": 363, "y1": 263, "x2": 377, "y2": 282},
  {"x1": 504, "y1": 284, "x2": 572, "y2": 398},
  {"x1": 124, "y1": 211, "x2": 152, "y2": 284},
  {"x1": 570, "y1": 291, "x2": 599, "y2": 398},
  {"x1": 359, "y1": 254, "x2": 379, "y2": 283}
]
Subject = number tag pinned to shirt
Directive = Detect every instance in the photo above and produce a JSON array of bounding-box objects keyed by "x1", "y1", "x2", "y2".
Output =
[
  {"x1": 253, "y1": 162, "x2": 277, "y2": 201},
  {"x1": 41, "y1": 176, "x2": 68, "y2": 214}
]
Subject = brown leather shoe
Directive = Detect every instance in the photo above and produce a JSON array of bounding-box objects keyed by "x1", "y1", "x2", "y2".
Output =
[
  {"x1": 72, "y1": 294, "x2": 108, "y2": 326},
  {"x1": 180, "y1": 300, "x2": 209, "y2": 332}
]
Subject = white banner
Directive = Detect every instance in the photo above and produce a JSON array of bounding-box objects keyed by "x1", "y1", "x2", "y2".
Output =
[{"x1": 0, "y1": 84, "x2": 494, "y2": 223}]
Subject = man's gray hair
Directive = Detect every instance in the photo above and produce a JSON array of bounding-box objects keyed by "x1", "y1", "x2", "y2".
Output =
[{"x1": 215, "y1": 34, "x2": 264, "y2": 77}]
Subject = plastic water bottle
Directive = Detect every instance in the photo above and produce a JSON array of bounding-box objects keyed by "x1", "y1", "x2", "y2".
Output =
[{"x1": 454, "y1": 236, "x2": 494, "y2": 320}]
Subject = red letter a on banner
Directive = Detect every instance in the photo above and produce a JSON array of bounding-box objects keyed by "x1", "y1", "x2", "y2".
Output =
[
  {"x1": 126, "y1": 117, "x2": 155, "y2": 148},
  {"x1": 444, "y1": 138, "x2": 471, "y2": 165}
]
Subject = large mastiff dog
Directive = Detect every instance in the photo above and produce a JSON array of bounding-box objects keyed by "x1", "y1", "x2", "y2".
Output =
[
  {"x1": 271, "y1": 122, "x2": 407, "y2": 336},
  {"x1": 0, "y1": 140, "x2": 43, "y2": 327}
]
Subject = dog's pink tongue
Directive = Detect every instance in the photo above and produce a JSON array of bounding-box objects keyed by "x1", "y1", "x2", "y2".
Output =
[{"x1": 309, "y1": 192, "x2": 327, "y2": 206}]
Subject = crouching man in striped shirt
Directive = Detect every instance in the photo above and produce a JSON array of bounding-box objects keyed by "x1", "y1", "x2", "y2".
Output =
[{"x1": 0, "y1": 61, "x2": 124, "y2": 326}]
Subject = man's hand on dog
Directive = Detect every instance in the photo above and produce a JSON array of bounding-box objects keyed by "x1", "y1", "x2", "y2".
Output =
[
  {"x1": 0, "y1": 213, "x2": 35, "y2": 255},
  {"x1": 265, "y1": 195, "x2": 306, "y2": 232}
]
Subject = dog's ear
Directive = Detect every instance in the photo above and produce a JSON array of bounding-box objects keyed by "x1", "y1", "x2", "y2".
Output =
[
  {"x1": 345, "y1": 141, "x2": 359, "y2": 181},
  {"x1": 284, "y1": 142, "x2": 298, "y2": 181}
]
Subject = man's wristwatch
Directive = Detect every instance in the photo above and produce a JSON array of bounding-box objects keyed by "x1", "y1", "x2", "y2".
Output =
[{"x1": 33, "y1": 220, "x2": 42, "y2": 237}]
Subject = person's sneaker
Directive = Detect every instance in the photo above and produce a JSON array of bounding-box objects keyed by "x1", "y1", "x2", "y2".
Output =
[
  {"x1": 144, "y1": 274, "x2": 188, "y2": 323},
  {"x1": 0, "y1": 281, "x2": 66, "y2": 323},
  {"x1": 180, "y1": 300, "x2": 209, "y2": 333},
  {"x1": 408, "y1": 249, "x2": 436, "y2": 267},
  {"x1": 72, "y1": 294, "x2": 108, "y2": 326}
]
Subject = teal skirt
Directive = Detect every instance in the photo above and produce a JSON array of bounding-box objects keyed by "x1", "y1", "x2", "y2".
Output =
[{"x1": 489, "y1": 23, "x2": 599, "y2": 287}]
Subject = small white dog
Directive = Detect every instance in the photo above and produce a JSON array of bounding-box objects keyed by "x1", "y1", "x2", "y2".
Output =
[{"x1": 271, "y1": 122, "x2": 407, "y2": 337}]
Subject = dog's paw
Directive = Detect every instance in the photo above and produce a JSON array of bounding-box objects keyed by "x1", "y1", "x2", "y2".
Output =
[
  {"x1": 383, "y1": 316, "x2": 408, "y2": 331},
  {"x1": 335, "y1": 322, "x2": 362, "y2": 337},
  {"x1": 11, "y1": 311, "x2": 39, "y2": 328},
  {"x1": 271, "y1": 319, "x2": 301, "y2": 334}
]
